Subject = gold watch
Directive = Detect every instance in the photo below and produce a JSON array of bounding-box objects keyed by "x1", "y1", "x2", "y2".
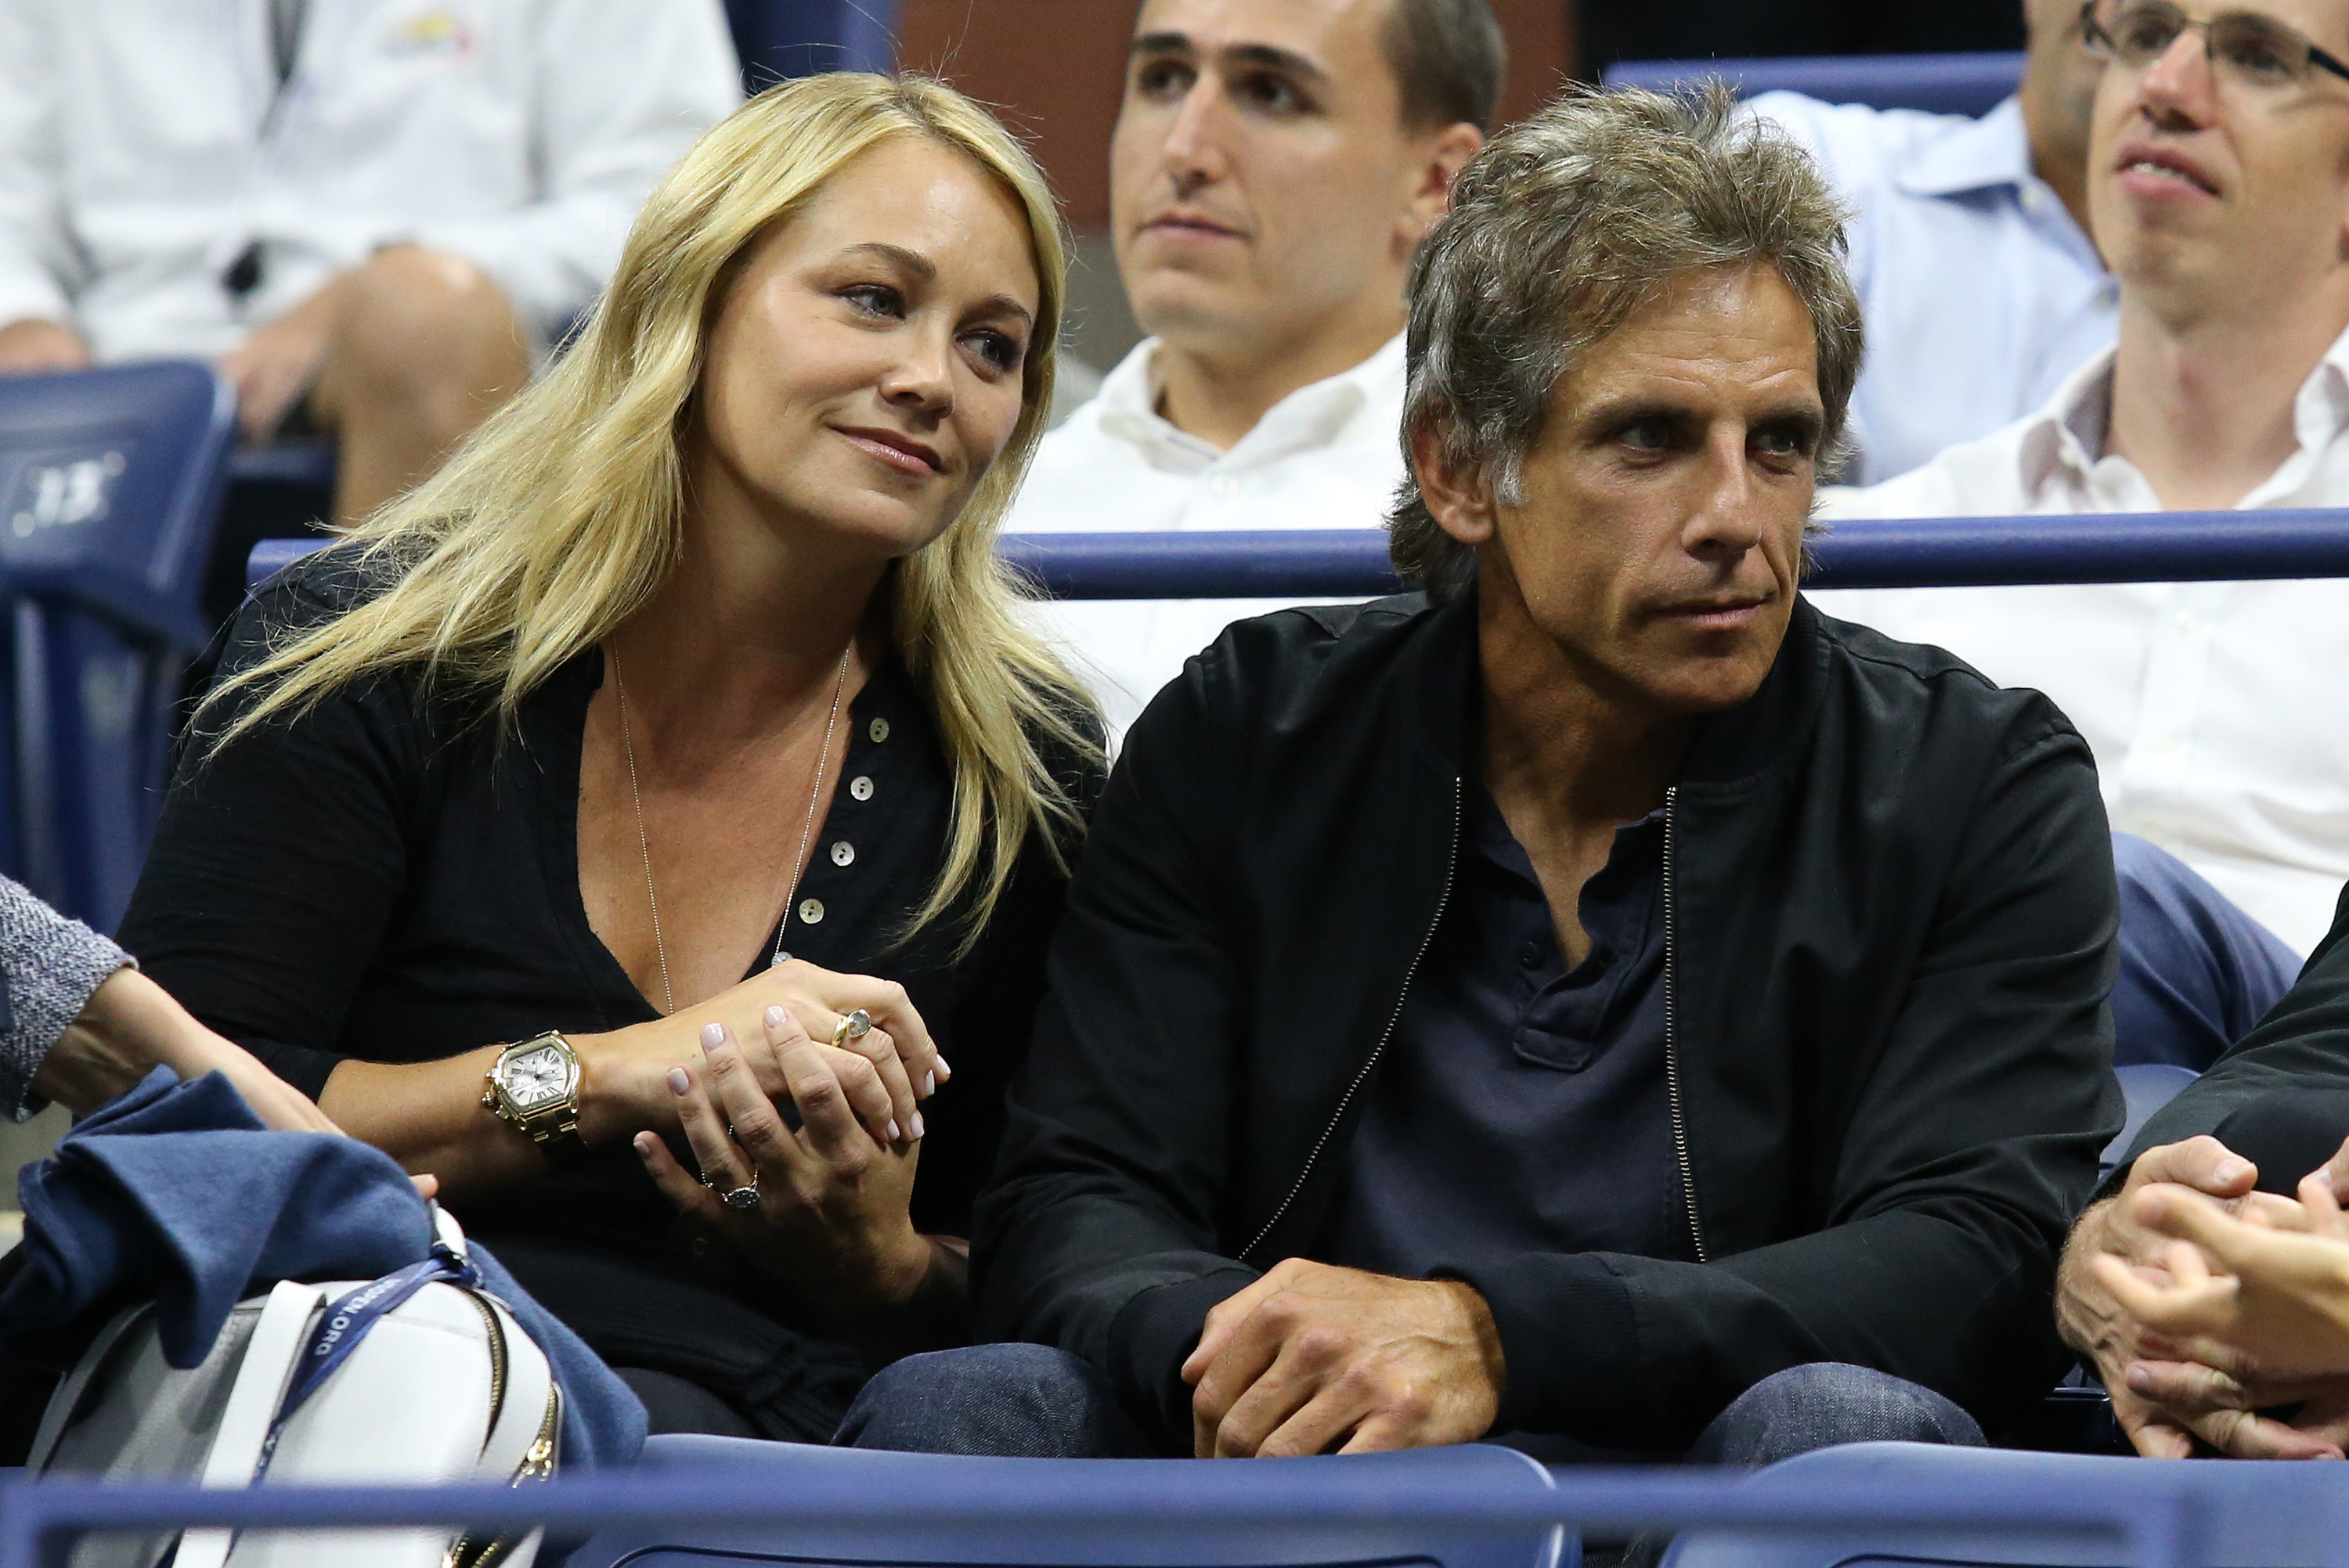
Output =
[{"x1": 482, "y1": 1031, "x2": 587, "y2": 1162}]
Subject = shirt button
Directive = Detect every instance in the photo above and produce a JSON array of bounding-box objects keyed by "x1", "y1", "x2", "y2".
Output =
[
  {"x1": 868, "y1": 717, "x2": 890, "y2": 744},
  {"x1": 2174, "y1": 609, "x2": 2196, "y2": 631},
  {"x1": 1518, "y1": 942, "x2": 1543, "y2": 968},
  {"x1": 830, "y1": 840, "x2": 855, "y2": 867},
  {"x1": 1209, "y1": 474, "x2": 1239, "y2": 499},
  {"x1": 850, "y1": 776, "x2": 875, "y2": 801},
  {"x1": 798, "y1": 897, "x2": 825, "y2": 925},
  {"x1": 689, "y1": 1237, "x2": 709, "y2": 1257}
]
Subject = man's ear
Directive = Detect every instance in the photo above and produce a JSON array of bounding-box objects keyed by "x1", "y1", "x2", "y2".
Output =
[
  {"x1": 1410, "y1": 414, "x2": 1499, "y2": 546},
  {"x1": 1400, "y1": 122, "x2": 1484, "y2": 251}
]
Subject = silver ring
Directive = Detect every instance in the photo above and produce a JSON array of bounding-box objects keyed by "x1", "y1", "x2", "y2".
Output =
[
  {"x1": 721, "y1": 1181, "x2": 761, "y2": 1211},
  {"x1": 830, "y1": 1008, "x2": 872, "y2": 1048}
]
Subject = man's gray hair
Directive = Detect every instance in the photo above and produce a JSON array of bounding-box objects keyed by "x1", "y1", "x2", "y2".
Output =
[{"x1": 1387, "y1": 85, "x2": 1864, "y2": 604}]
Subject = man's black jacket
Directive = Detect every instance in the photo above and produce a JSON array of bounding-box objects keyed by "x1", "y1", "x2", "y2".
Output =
[
  {"x1": 973, "y1": 592, "x2": 2124, "y2": 1453},
  {"x1": 2116, "y1": 884, "x2": 2349, "y2": 1170}
]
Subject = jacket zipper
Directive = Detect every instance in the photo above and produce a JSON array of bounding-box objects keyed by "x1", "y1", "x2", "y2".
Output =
[
  {"x1": 1239, "y1": 776, "x2": 1463, "y2": 1263},
  {"x1": 1662, "y1": 785, "x2": 1708, "y2": 1263}
]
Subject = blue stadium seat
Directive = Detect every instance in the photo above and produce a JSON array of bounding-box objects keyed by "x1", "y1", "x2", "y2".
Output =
[
  {"x1": 725, "y1": 0, "x2": 898, "y2": 90},
  {"x1": 1661, "y1": 1440, "x2": 2349, "y2": 1568},
  {"x1": 563, "y1": 1436, "x2": 1571, "y2": 1568},
  {"x1": 1603, "y1": 52, "x2": 2025, "y2": 117},
  {"x1": 0, "y1": 362, "x2": 234, "y2": 931},
  {"x1": 2106, "y1": 1062, "x2": 2197, "y2": 1172}
]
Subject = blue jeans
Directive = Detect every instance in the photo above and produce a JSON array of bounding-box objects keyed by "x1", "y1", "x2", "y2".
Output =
[
  {"x1": 2112, "y1": 833, "x2": 2302, "y2": 1069},
  {"x1": 835, "y1": 1344, "x2": 1983, "y2": 1464}
]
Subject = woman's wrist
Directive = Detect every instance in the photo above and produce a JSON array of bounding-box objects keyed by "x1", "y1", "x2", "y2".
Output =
[
  {"x1": 564, "y1": 1026, "x2": 654, "y2": 1146},
  {"x1": 871, "y1": 1226, "x2": 943, "y2": 1310}
]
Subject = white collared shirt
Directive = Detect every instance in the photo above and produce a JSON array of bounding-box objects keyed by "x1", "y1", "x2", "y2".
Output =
[
  {"x1": 1010, "y1": 333, "x2": 1405, "y2": 740},
  {"x1": 0, "y1": 0, "x2": 741, "y2": 359},
  {"x1": 1746, "y1": 93, "x2": 2117, "y2": 486},
  {"x1": 1811, "y1": 323, "x2": 2349, "y2": 953}
]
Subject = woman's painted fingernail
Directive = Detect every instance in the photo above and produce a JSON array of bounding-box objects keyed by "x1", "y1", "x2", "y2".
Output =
[
  {"x1": 933, "y1": 1056, "x2": 952, "y2": 1082},
  {"x1": 765, "y1": 1005, "x2": 789, "y2": 1031},
  {"x1": 886, "y1": 1119, "x2": 901, "y2": 1141},
  {"x1": 925, "y1": 1070, "x2": 936, "y2": 1097},
  {"x1": 910, "y1": 1111, "x2": 926, "y2": 1141},
  {"x1": 700, "y1": 1022, "x2": 725, "y2": 1051},
  {"x1": 667, "y1": 1067, "x2": 691, "y2": 1096},
  {"x1": 633, "y1": 1132, "x2": 655, "y2": 1157}
]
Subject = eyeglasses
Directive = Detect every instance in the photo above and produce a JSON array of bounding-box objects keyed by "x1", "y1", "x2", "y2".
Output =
[{"x1": 2079, "y1": 0, "x2": 2349, "y2": 92}]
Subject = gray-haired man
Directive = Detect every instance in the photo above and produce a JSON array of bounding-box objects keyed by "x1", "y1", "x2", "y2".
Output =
[{"x1": 840, "y1": 89, "x2": 2123, "y2": 1463}]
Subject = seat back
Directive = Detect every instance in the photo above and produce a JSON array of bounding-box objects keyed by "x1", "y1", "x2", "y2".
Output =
[
  {"x1": 2105, "y1": 1062, "x2": 2198, "y2": 1172},
  {"x1": 1662, "y1": 1440, "x2": 2349, "y2": 1568},
  {"x1": 1603, "y1": 52, "x2": 2024, "y2": 117},
  {"x1": 0, "y1": 362, "x2": 236, "y2": 929},
  {"x1": 723, "y1": 0, "x2": 897, "y2": 90},
  {"x1": 564, "y1": 1436, "x2": 1570, "y2": 1568}
]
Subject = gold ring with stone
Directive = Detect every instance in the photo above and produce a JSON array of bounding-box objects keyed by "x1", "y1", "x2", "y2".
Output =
[{"x1": 830, "y1": 1009, "x2": 872, "y2": 1048}]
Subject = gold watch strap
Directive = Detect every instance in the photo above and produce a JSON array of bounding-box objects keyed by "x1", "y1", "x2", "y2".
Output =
[{"x1": 484, "y1": 1033, "x2": 590, "y2": 1163}]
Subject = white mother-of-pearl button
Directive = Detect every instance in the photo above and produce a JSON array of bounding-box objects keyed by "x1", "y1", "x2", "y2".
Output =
[
  {"x1": 798, "y1": 898, "x2": 825, "y2": 925},
  {"x1": 830, "y1": 840, "x2": 855, "y2": 867},
  {"x1": 850, "y1": 776, "x2": 875, "y2": 801},
  {"x1": 868, "y1": 717, "x2": 890, "y2": 743}
]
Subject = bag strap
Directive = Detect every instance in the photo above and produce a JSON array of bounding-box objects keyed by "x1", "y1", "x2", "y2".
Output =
[
  {"x1": 175, "y1": 1278, "x2": 327, "y2": 1568},
  {"x1": 24, "y1": 1300, "x2": 153, "y2": 1472}
]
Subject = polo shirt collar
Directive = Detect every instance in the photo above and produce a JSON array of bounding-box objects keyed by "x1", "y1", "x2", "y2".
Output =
[
  {"x1": 1893, "y1": 95, "x2": 2034, "y2": 198},
  {"x1": 2012, "y1": 315, "x2": 2349, "y2": 500},
  {"x1": 1092, "y1": 332, "x2": 1405, "y2": 470},
  {"x1": 2015, "y1": 344, "x2": 2121, "y2": 496}
]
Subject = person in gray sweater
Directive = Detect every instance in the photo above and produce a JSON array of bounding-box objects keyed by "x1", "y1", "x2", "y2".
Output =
[{"x1": 0, "y1": 874, "x2": 326, "y2": 1130}]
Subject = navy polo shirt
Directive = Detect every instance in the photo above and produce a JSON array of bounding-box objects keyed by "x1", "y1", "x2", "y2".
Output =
[{"x1": 1315, "y1": 785, "x2": 1695, "y2": 1276}]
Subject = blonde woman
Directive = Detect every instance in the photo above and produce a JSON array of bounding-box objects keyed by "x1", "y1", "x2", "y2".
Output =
[{"x1": 117, "y1": 74, "x2": 1102, "y2": 1440}]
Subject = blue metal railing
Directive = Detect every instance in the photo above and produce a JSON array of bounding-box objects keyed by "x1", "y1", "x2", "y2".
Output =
[
  {"x1": 248, "y1": 510, "x2": 2349, "y2": 599},
  {"x1": 0, "y1": 1462, "x2": 2297, "y2": 1568}
]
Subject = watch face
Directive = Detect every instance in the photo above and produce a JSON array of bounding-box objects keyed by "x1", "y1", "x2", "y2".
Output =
[{"x1": 504, "y1": 1044, "x2": 573, "y2": 1110}]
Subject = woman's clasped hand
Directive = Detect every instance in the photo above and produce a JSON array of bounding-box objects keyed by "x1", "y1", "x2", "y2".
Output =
[
  {"x1": 569, "y1": 958, "x2": 949, "y2": 1153},
  {"x1": 2095, "y1": 1137, "x2": 2349, "y2": 1396},
  {"x1": 634, "y1": 1006, "x2": 942, "y2": 1330}
]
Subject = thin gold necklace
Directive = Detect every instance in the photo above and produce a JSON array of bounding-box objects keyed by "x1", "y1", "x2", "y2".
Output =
[{"x1": 608, "y1": 643, "x2": 853, "y2": 1015}]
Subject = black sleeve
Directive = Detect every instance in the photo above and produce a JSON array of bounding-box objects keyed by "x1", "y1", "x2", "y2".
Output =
[
  {"x1": 972, "y1": 667, "x2": 1259, "y2": 1450},
  {"x1": 115, "y1": 572, "x2": 425, "y2": 1100},
  {"x1": 2116, "y1": 883, "x2": 2349, "y2": 1166}
]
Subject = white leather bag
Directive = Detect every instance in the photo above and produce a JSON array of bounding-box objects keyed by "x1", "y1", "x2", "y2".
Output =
[{"x1": 28, "y1": 1206, "x2": 561, "y2": 1568}]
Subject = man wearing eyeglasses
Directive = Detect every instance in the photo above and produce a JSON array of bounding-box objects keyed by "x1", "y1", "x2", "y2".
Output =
[
  {"x1": 1742, "y1": 0, "x2": 2116, "y2": 485},
  {"x1": 1815, "y1": 0, "x2": 2349, "y2": 1085}
]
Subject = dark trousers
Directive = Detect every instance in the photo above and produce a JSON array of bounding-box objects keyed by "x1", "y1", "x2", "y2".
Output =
[
  {"x1": 2113, "y1": 834, "x2": 2303, "y2": 1070},
  {"x1": 835, "y1": 1343, "x2": 1983, "y2": 1464}
]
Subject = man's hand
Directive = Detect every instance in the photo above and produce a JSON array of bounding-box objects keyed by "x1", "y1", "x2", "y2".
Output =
[
  {"x1": 2059, "y1": 1134, "x2": 2347, "y2": 1458},
  {"x1": 0, "y1": 318, "x2": 92, "y2": 376},
  {"x1": 2107, "y1": 1172, "x2": 2349, "y2": 1367},
  {"x1": 1179, "y1": 1258, "x2": 1505, "y2": 1458},
  {"x1": 218, "y1": 274, "x2": 348, "y2": 445}
]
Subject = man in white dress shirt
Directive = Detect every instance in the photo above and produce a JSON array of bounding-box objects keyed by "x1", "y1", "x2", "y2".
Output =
[
  {"x1": 0, "y1": 0, "x2": 739, "y2": 526},
  {"x1": 1817, "y1": 0, "x2": 2349, "y2": 1065},
  {"x1": 1011, "y1": 0, "x2": 1496, "y2": 737},
  {"x1": 1747, "y1": 0, "x2": 2117, "y2": 485}
]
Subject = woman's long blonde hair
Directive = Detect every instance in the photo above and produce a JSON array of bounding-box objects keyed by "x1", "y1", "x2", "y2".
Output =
[{"x1": 204, "y1": 74, "x2": 1099, "y2": 950}]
